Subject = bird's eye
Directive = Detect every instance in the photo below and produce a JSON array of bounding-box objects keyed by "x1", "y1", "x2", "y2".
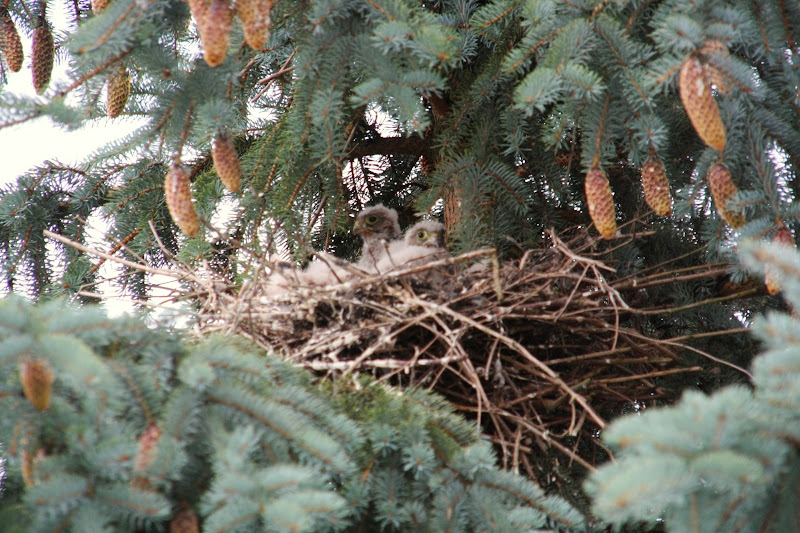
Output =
[
  {"x1": 417, "y1": 230, "x2": 427, "y2": 239},
  {"x1": 366, "y1": 215, "x2": 378, "y2": 224}
]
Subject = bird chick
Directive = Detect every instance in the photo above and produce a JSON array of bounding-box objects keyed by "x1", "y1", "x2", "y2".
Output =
[
  {"x1": 300, "y1": 253, "x2": 353, "y2": 286},
  {"x1": 376, "y1": 220, "x2": 447, "y2": 273},
  {"x1": 262, "y1": 261, "x2": 300, "y2": 297},
  {"x1": 353, "y1": 204, "x2": 402, "y2": 272},
  {"x1": 405, "y1": 220, "x2": 445, "y2": 249},
  {"x1": 262, "y1": 254, "x2": 353, "y2": 297}
]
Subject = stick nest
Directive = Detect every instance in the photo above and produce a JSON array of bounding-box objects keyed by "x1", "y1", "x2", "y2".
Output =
[{"x1": 191, "y1": 229, "x2": 710, "y2": 485}]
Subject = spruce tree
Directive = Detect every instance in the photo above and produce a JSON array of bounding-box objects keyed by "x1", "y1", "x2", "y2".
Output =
[
  {"x1": 0, "y1": 296, "x2": 584, "y2": 531},
  {"x1": 0, "y1": 0, "x2": 799, "y2": 528},
  {"x1": 586, "y1": 239, "x2": 800, "y2": 532},
  {"x1": 0, "y1": 0, "x2": 796, "y2": 288}
]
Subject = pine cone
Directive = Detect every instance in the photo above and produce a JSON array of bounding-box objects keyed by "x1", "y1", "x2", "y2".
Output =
[
  {"x1": 20, "y1": 448, "x2": 45, "y2": 486},
  {"x1": 765, "y1": 225, "x2": 795, "y2": 295},
  {"x1": 20, "y1": 448, "x2": 34, "y2": 486},
  {"x1": 165, "y1": 164, "x2": 200, "y2": 237},
  {"x1": 212, "y1": 134, "x2": 241, "y2": 192},
  {"x1": 19, "y1": 358, "x2": 54, "y2": 411},
  {"x1": 420, "y1": 154, "x2": 435, "y2": 174},
  {"x1": 187, "y1": 0, "x2": 210, "y2": 26},
  {"x1": 700, "y1": 40, "x2": 731, "y2": 95},
  {"x1": 641, "y1": 152, "x2": 672, "y2": 216},
  {"x1": 679, "y1": 54, "x2": 726, "y2": 151},
  {"x1": 585, "y1": 167, "x2": 617, "y2": 239},
  {"x1": 707, "y1": 163, "x2": 745, "y2": 228},
  {"x1": 132, "y1": 423, "x2": 160, "y2": 489},
  {"x1": 32, "y1": 24, "x2": 54, "y2": 95},
  {"x1": 197, "y1": 0, "x2": 233, "y2": 67},
  {"x1": 92, "y1": 0, "x2": 110, "y2": 12},
  {"x1": 170, "y1": 503, "x2": 200, "y2": 533},
  {"x1": 0, "y1": 14, "x2": 23, "y2": 72},
  {"x1": 236, "y1": 0, "x2": 272, "y2": 50},
  {"x1": 106, "y1": 66, "x2": 131, "y2": 118}
]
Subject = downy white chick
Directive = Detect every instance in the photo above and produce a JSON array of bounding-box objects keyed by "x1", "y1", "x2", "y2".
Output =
[
  {"x1": 299, "y1": 253, "x2": 353, "y2": 286},
  {"x1": 353, "y1": 204, "x2": 402, "y2": 273},
  {"x1": 376, "y1": 220, "x2": 447, "y2": 273}
]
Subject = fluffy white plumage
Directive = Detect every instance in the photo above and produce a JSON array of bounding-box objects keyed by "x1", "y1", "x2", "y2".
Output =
[
  {"x1": 300, "y1": 253, "x2": 353, "y2": 285},
  {"x1": 375, "y1": 220, "x2": 447, "y2": 273},
  {"x1": 261, "y1": 217, "x2": 446, "y2": 298},
  {"x1": 353, "y1": 204, "x2": 402, "y2": 272},
  {"x1": 262, "y1": 261, "x2": 300, "y2": 297},
  {"x1": 262, "y1": 254, "x2": 355, "y2": 297}
]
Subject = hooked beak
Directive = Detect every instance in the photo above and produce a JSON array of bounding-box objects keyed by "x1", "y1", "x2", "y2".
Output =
[
  {"x1": 353, "y1": 220, "x2": 367, "y2": 236},
  {"x1": 420, "y1": 234, "x2": 440, "y2": 248}
]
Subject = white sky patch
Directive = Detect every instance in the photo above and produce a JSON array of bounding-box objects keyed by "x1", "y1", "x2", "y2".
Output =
[
  {"x1": 0, "y1": 116, "x2": 146, "y2": 183},
  {"x1": 0, "y1": 1, "x2": 145, "y2": 185}
]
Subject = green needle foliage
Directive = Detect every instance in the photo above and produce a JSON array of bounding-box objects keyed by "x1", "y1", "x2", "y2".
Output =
[
  {"x1": 1, "y1": 0, "x2": 800, "y2": 529},
  {"x1": 0, "y1": 296, "x2": 585, "y2": 532},
  {"x1": 585, "y1": 239, "x2": 800, "y2": 532},
  {"x1": 0, "y1": 0, "x2": 798, "y2": 296}
]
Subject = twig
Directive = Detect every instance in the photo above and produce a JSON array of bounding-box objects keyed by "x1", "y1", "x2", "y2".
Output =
[
  {"x1": 632, "y1": 288, "x2": 760, "y2": 315},
  {"x1": 251, "y1": 49, "x2": 296, "y2": 102},
  {"x1": 44, "y1": 229, "x2": 199, "y2": 282},
  {"x1": 406, "y1": 294, "x2": 607, "y2": 429}
]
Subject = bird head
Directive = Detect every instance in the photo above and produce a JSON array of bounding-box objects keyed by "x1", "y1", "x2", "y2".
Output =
[
  {"x1": 353, "y1": 204, "x2": 401, "y2": 241},
  {"x1": 405, "y1": 220, "x2": 445, "y2": 248}
]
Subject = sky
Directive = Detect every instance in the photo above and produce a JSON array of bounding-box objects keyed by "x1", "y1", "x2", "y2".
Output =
[
  {"x1": 0, "y1": 6, "x2": 152, "y2": 315},
  {"x1": 0, "y1": 0, "x2": 146, "y2": 185},
  {"x1": 0, "y1": 114, "x2": 141, "y2": 183},
  {"x1": 0, "y1": 30, "x2": 154, "y2": 317}
]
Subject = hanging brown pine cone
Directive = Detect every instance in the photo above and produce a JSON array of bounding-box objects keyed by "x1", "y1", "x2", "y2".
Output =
[
  {"x1": 764, "y1": 225, "x2": 795, "y2": 295},
  {"x1": 165, "y1": 164, "x2": 200, "y2": 237},
  {"x1": 196, "y1": 0, "x2": 233, "y2": 67},
  {"x1": 106, "y1": 66, "x2": 131, "y2": 118},
  {"x1": 132, "y1": 423, "x2": 161, "y2": 489},
  {"x1": 707, "y1": 163, "x2": 745, "y2": 228},
  {"x1": 169, "y1": 503, "x2": 200, "y2": 533},
  {"x1": 212, "y1": 134, "x2": 242, "y2": 192},
  {"x1": 91, "y1": 0, "x2": 110, "y2": 13},
  {"x1": 679, "y1": 54, "x2": 726, "y2": 151},
  {"x1": 187, "y1": 0, "x2": 210, "y2": 25},
  {"x1": 20, "y1": 448, "x2": 34, "y2": 486},
  {"x1": 0, "y1": 13, "x2": 23, "y2": 72},
  {"x1": 31, "y1": 23, "x2": 54, "y2": 94},
  {"x1": 236, "y1": 0, "x2": 273, "y2": 50},
  {"x1": 700, "y1": 40, "x2": 732, "y2": 95},
  {"x1": 19, "y1": 358, "x2": 54, "y2": 411},
  {"x1": 585, "y1": 167, "x2": 617, "y2": 239},
  {"x1": 641, "y1": 152, "x2": 672, "y2": 216}
]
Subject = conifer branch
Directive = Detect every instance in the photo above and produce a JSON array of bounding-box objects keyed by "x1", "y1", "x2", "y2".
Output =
[
  {"x1": 778, "y1": 0, "x2": 796, "y2": 59},
  {"x1": 251, "y1": 50, "x2": 296, "y2": 101},
  {"x1": 176, "y1": 102, "x2": 194, "y2": 159},
  {"x1": 78, "y1": 0, "x2": 138, "y2": 53},
  {"x1": 58, "y1": 49, "x2": 131, "y2": 97},
  {"x1": 590, "y1": 93, "x2": 610, "y2": 167},
  {"x1": 633, "y1": 287, "x2": 761, "y2": 315},
  {"x1": 8, "y1": 227, "x2": 32, "y2": 276},
  {"x1": 1, "y1": 113, "x2": 41, "y2": 130},
  {"x1": 89, "y1": 228, "x2": 140, "y2": 275},
  {"x1": 426, "y1": 92, "x2": 449, "y2": 121},
  {"x1": 347, "y1": 135, "x2": 431, "y2": 159},
  {"x1": 43, "y1": 229, "x2": 198, "y2": 280}
]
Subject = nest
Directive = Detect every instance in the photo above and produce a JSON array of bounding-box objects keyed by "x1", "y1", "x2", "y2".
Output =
[
  {"x1": 192, "y1": 229, "x2": 722, "y2": 484},
  {"x1": 46, "y1": 227, "x2": 743, "y2": 488}
]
